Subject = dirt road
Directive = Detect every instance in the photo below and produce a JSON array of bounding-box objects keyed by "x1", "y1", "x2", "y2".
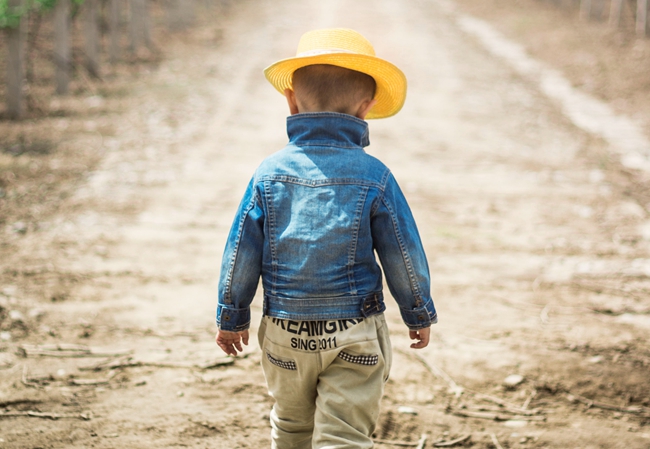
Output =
[{"x1": 1, "y1": 1, "x2": 649, "y2": 448}]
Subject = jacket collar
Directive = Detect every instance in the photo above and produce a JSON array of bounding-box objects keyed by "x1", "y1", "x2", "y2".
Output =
[{"x1": 287, "y1": 112, "x2": 370, "y2": 148}]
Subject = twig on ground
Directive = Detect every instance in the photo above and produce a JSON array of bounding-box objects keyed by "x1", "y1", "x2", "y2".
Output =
[
  {"x1": 80, "y1": 356, "x2": 234, "y2": 372},
  {"x1": 450, "y1": 409, "x2": 546, "y2": 421},
  {"x1": 415, "y1": 434, "x2": 427, "y2": 449},
  {"x1": 18, "y1": 344, "x2": 132, "y2": 359},
  {"x1": 522, "y1": 389, "x2": 537, "y2": 410},
  {"x1": 398, "y1": 348, "x2": 545, "y2": 420},
  {"x1": 374, "y1": 438, "x2": 421, "y2": 447},
  {"x1": 490, "y1": 433, "x2": 504, "y2": 449},
  {"x1": 461, "y1": 404, "x2": 541, "y2": 417},
  {"x1": 540, "y1": 304, "x2": 550, "y2": 324},
  {"x1": 469, "y1": 391, "x2": 541, "y2": 415},
  {"x1": 566, "y1": 392, "x2": 647, "y2": 414},
  {"x1": 190, "y1": 419, "x2": 222, "y2": 432},
  {"x1": 402, "y1": 350, "x2": 463, "y2": 397},
  {"x1": 124, "y1": 328, "x2": 201, "y2": 339},
  {"x1": 68, "y1": 373, "x2": 115, "y2": 386},
  {"x1": 0, "y1": 410, "x2": 92, "y2": 420},
  {"x1": 432, "y1": 434, "x2": 471, "y2": 447},
  {"x1": 21, "y1": 366, "x2": 44, "y2": 389},
  {"x1": 79, "y1": 355, "x2": 136, "y2": 371},
  {"x1": 0, "y1": 399, "x2": 43, "y2": 408}
]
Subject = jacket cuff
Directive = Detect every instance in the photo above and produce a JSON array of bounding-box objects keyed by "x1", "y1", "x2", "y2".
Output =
[
  {"x1": 216, "y1": 304, "x2": 251, "y2": 332},
  {"x1": 400, "y1": 300, "x2": 438, "y2": 330}
]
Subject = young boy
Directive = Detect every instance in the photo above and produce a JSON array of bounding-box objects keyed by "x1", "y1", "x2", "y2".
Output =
[{"x1": 215, "y1": 28, "x2": 437, "y2": 448}]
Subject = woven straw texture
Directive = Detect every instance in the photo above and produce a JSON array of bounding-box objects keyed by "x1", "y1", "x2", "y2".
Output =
[{"x1": 264, "y1": 29, "x2": 407, "y2": 119}]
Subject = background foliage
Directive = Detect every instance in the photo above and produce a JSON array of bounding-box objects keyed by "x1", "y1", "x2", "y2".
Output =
[{"x1": 1, "y1": 0, "x2": 85, "y2": 29}]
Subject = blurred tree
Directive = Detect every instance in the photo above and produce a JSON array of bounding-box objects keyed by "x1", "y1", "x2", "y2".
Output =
[
  {"x1": 637, "y1": 0, "x2": 648, "y2": 35},
  {"x1": 54, "y1": 0, "x2": 71, "y2": 93},
  {"x1": 5, "y1": 0, "x2": 26, "y2": 119},
  {"x1": 84, "y1": 0, "x2": 100, "y2": 77},
  {"x1": 108, "y1": 0, "x2": 120, "y2": 64},
  {"x1": 129, "y1": 0, "x2": 151, "y2": 54},
  {"x1": 166, "y1": 0, "x2": 194, "y2": 31},
  {"x1": 580, "y1": 0, "x2": 592, "y2": 20},
  {"x1": 609, "y1": 0, "x2": 624, "y2": 27}
]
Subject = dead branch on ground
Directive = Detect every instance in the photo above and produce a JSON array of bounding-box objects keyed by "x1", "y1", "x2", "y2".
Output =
[
  {"x1": 0, "y1": 399, "x2": 43, "y2": 408},
  {"x1": 490, "y1": 433, "x2": 504, "y2": 449},
  {"x1": 522, "y1": 389, "x2": 537, "y2": 410},
  {"x1": 402, "y1": 350, "x2": 463, "y2": 397},
  {"x1": 21, "y1": 366, "x2": 46, "y2": 389},
  {"x1": 17, "y1": 344, "x2": 133, "y2": 358},
  {"x1": 374, "y1": 438, "x2": 420, "y2": 447},
  {"x1": 190, "y1": 419, "x2": 223, "y2": 432},
  {"x1": 432, "y1": 434, "x2": 471, "y2": 447},
  {"x1": 566, "y1": 392, "x2": 649, "y2": 415},
  {"x1": 0, "y1": 410, "x2": 92, "y2": 420},
  {"x1": 460, "y1": 403, "x2": 541, "y2": 417},
  {"x1": 398, "y1": 348, "x2": 547, "y2": 422},
  {"x1": 80, "y1": 355, "x2": 234, "y2": 372},
  {"x1": 449, "y1": 408, "x2": 546, "y2": 422},
  {"x1": 470, "y1": 391, "x2": 541, "y2": 416},
  {"x1": 68, "y1": 370, "x2": 117, "y2": 386}
]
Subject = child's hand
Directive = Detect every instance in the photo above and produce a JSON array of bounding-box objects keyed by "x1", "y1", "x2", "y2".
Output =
[
  {"x1": 409, "y1": 327, "x2": 430, "y2": 349},
  {"x1": 216, "y1": 329, "x2": 249, "y2": 356}
]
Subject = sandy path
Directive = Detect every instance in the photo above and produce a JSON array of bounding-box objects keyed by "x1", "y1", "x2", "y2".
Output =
[{"x1": 1, "y1": 1, "x2": 649, "y2": 448}]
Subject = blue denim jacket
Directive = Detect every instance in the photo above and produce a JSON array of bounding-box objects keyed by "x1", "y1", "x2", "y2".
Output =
[{"x1": 217, "y1": 112, "x2": 437, "y2": 332}]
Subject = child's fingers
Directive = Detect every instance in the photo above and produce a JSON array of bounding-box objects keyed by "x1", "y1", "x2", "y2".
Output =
[
  {"x1": 216, "y1": 330, "x2": 247, "y2": 356},
  {"x1": 408, "y1": 328, "x2": 431, "y2": 349},
  {"x1": 217, "y1": 340, "x2": 237, "y2": 356},
  {"x1": 241, "y1": 330, "x2": 250, "y2": 346}
]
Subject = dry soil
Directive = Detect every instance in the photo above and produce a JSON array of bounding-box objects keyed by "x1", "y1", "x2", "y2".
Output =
[{"x1": 1, "y1": 1, "x2": 649, "y2": 448}]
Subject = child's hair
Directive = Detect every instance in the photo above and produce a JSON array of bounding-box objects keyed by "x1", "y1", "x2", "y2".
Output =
[{"x1": 292, "y1": 64, "x2": 377, "y2": 115}]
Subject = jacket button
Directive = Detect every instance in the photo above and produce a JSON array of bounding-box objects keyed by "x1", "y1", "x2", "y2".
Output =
[
  {"x1": 418, "y1": 315, "x2": 425, "y2": 321},
  {"x1": 224, "y1": 315, "x2": 231, "y2": 321}
]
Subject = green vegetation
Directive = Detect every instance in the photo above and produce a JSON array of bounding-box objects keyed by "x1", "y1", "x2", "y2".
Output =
[{"x1": 0, "y1": 0, "x2": 84, "y2": 29}]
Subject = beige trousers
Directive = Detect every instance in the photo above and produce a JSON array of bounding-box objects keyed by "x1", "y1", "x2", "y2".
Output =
[{"x1": 258, "y1": 314, "x2": 392, "y2": 449}]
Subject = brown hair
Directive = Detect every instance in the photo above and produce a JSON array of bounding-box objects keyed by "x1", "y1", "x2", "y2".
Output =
[{"x1": 292, "y1": 64, "x2": 376, "y2": 115}]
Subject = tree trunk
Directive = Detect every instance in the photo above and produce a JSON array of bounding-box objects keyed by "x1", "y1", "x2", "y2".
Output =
[
  {"x1": 109, "y1": 0, "x2": 120, "y2": 64},
  {"x1": 143, "y1": 0, "x2": 152, "y2": 49},
  {"x1": 84, "y1": 0, "x2": 101, "y2": 78},
  {"x1": 609, "y1": 0, "x2": 624, "y2": 26},
  {"x1": 6, "y1": 0, "x2": 26, "y2": 119},
  {"x1": 638, "y1": 0, "x2": 649, "y2": 35},
  {"x1": 580, "y1": 0, "x2": 593, "y2": 20},
  {"x1": 26, "y1": 12, "x2": 42, "y2": 83},
  {"x1": 54, "y1": 0, "x2": 71, "y2": 94},
  {"x1": 129, "y1": 0, "x2": 152, "y2": 53},
  {"x1": 166, "y1": 0, "x2": 195, "y2": 30}
]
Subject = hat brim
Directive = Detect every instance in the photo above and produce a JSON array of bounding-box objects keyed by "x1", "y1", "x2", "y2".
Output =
[{"x1": 264, "y1": 53, "x2": 407, "y2": 119}]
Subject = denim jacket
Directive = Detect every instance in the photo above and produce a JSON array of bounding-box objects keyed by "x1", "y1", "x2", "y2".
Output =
[{"x1": 217, "y1": 112, "x2": 437, "y2": 332}]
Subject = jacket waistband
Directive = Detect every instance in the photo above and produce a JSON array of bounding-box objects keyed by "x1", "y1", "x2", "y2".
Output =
[{"x1": 263, "y1": 292, "x2": 385, "y2": 321}]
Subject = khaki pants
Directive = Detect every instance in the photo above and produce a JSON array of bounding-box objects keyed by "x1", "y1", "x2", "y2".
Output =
[{"x1": 258, "y1": 314, "x2": 392, "y2": 449}]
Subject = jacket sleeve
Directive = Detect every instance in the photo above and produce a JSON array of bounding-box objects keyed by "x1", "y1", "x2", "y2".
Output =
[
  {"x1": 216, "y1": 178, "x2": 265, "y2": 332},
  {"x1": 371, "y1": 172, "x2": 437, "y2": 330}
]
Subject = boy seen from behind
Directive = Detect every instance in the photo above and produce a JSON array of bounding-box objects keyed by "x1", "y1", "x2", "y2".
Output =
[{"x1": 216, "y1": 28, "x2": 437, "y2": 449}]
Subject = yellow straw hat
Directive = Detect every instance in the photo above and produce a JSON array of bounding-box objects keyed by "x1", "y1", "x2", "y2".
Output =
[{"x1": 264, "y1": 28, "x2": 407, "y2": 119}]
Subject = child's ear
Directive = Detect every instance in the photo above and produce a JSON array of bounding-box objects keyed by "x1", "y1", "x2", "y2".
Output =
[
  {"x1": 356, "y1": 98, "x2": 378, "y2": 120},
  {"x1": 284, "y1": 89, "x2": 300, "y2": 115}
]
